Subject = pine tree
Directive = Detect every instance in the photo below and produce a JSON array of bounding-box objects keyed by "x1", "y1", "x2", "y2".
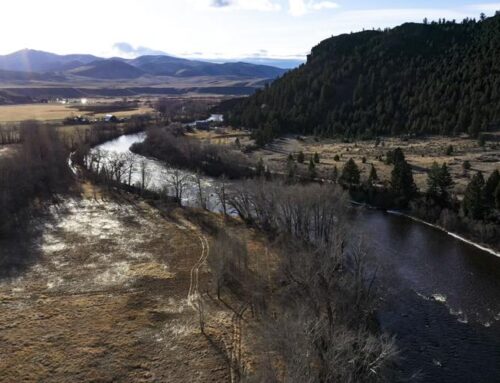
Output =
[
  {"x1": 462, "y1": 171, "x2": 485, "y2": 219},
  {"x1": 439, "y1": 163, "x2": 454, "y2": 198},
  {"x1": 314, "y1": 152, "x2": 320, "y2": 163},
  {"x1": 495, "y1": 182, "x2": 500, "y2": 209},
  {"x1": 368, "y1": 164, "x2": 378, "y2": 184},
  {"x1": 297, "y1": 151, "x2": 305, "y2": 164},
  {"x1": 427, "y1": 162, "x2": 441, "y2": 196},
  {"x1": 391, "y1": 152, "x2": 417, "y2": 205},
  {"x1": 483, "y1": 169, "x2": 500, "y2": 207},
  {"x1": 340, "y1": 158, "x2": 360, "y2": 185},
  {"x1": 286, "y1": 156, "x2": 297, "y2": 181},
  {"x1": 308, "y1": 158, "x2": 316, "y2": 179}
]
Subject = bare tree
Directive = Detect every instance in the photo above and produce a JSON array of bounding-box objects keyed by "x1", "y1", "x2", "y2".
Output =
[
  {"x1": 165, "y1": 168, "x2": 191, "y2": 204},
  {"x1": 108, "y1": 152, "x2": 127, "y2": 183},
  {"x1": 139, "y1": 159, "x2": 151, "y2": 192},
  {"x1": 209, "y1": 230, "x2": 249, "y2": 299},
  {"x1": 124, "y1": 152, "x2": 137, "y2": 186},
  {"x1": 194, "y1": 171, "x2": 207, "y2": 209},
  {"x1": 215, "y1": 175, "x2": 229, "y2": 217}
]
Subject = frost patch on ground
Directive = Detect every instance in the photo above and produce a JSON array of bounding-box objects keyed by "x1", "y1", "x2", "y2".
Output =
[
  {"x1": 163, "y1": 318, "x2": 197, "y2": 338},
  {"x1": 93, "y1": 262, "x2": 131, "y2": 286},
  {"x1": 2, "y1": 197, "x2": 174, "y2": 294}
]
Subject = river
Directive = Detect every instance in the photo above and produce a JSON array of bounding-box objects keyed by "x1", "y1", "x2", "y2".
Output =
[{"x1": 96, "y1": 132, "x2": 500, "y2": 382}]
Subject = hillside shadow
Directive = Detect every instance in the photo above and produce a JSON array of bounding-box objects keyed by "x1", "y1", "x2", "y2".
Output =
[
  {"x1": 0, "y1": 200, "x2": 72, "y2": 281},
  {"x1": 0, "y1": 229, "x2": 43, "y2": 280}
]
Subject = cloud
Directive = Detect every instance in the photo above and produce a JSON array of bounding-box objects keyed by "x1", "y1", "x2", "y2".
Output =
[
  {"x1": 211, "y1": 0, "x2": 232, "y2": 7},
  {"x1": 288, "y1": 0, "x2": 339, "y2": 16},
  {"x1": 112, "y1": 42, "x2": 169, "y2": 58},
  {"x1": 192, "y1": 0, "x2": 281, "y2": 12}
]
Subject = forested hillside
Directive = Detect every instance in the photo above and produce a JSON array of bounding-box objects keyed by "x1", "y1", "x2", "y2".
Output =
[{"x1": 226, "y1": 13, "x2": 500, "y2": 142}]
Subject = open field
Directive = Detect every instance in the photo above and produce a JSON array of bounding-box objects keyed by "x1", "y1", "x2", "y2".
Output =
[
  {"x1": 0, "y1": 184, "x2": 228, "y2": 382},
  {"x1": 0, "y1": 182, "x2": 274, "y2": 382},
  {"x1": 0, "y1": 102, "x2": 153, "y2": 124},
  {"x1": 191, "y1": 128, "x2": 500, "y2": 197}
]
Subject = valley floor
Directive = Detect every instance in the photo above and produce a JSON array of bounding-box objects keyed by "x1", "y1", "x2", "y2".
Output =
[
  {"x1": 193, "y1": 128, "x2": 500, "y2": 197},
  {"x1": 0, "y1": 183, "x2": 233, "y2": 382}
]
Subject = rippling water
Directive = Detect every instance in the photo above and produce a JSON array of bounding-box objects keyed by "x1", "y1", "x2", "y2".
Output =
[
  {"x1": 98, "y1": 133, "x2": 500, "y2": 382},
  {"x1": 355, "y1": 210, "x2": 500, "y2": 381}
]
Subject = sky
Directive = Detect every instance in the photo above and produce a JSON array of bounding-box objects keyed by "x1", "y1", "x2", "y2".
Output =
[{"x1": 1, "y1": 0, "x2": 499, "y2": 61}]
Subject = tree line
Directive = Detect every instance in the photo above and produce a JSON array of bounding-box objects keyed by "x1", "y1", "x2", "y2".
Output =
[
  {"x1": 225, "y1": 13, "x2": 500, "y2": 143},
  {"x1": 0, "y1": 121, "x2": 72, "y2": 236},
  {"x1": 319, "y1": 147, "x2": 500, "y2": 248}
]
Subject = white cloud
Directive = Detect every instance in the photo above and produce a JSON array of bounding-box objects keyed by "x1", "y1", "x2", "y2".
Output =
[
  {"x1": 288, "y1": 0, "x2": 339, "y2": 16},
  {"x1": 112, "y1": 42, "x2": 169, "y2": 58},
  {"x1": 191, "y1": 0, "x2": 281, "y2": 12}
]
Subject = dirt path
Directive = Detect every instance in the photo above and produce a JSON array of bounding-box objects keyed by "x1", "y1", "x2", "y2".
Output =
[
  {"x1": 183, "y1": 219, "x2": 210, "y2": 304},
  {"x1": 0, "y1": 191, "x2": 229, "y2": 382}
]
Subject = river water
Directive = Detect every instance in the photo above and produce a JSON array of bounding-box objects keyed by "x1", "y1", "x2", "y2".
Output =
[
  {"x1": 96, "y1": 133, "x2": 500, "y2": 382},
  {"x1": 96, "y1": 133, "x2": 224, "y2": 211}
]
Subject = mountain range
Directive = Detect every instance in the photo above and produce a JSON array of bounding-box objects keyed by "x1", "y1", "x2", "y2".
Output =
[{"x1": 0, "y1": 49, "x2": 287, "y2": 81}]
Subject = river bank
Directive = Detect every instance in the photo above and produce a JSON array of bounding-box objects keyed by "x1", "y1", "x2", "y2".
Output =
[
  {"x1": 98, "y1": 131, "x2": 500, "y2": 382},
  {"x1": 387, "y1": 210, "x2": 500, "y2": 257}
]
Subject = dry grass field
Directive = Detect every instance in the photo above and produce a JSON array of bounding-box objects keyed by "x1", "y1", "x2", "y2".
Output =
[
  {"x1": 0, "y1": 183, "x2": 274, "y2": 382},
  {"x1": 0, "y1": 184, "x2": 226, "y2": 382},
  {"x1": 0, "y1": 101, "x2": 153, "y2": 124},
  {"x1": 192, "y1": 128, "x2": 500, "y2": 197}
]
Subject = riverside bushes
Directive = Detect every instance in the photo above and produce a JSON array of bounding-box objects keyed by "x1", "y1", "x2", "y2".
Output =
[
  {"x1": 210, "y1": 180, "x2": 398, "y2": 381},
  {"x1": 131, "y1": 126, "x2": 254, "y2": 179}
]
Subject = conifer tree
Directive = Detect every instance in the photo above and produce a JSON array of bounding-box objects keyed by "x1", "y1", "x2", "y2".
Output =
[
  {"x1": 340, "y1": 158, "x2": 360, "y2": 185},
  {"x1": 286, "y1": 155, "x2": 296, "y2": 180},
  {"x1": 495, "y1": 183, "x2": 500, "y2": 209},
  {"x1": 391, "y1": 150, "x2": 417, "y2": 205},
  {"x1": 483, "y1": 169, "x2": 500, "y2": 207},
  {"x1": 308, "y1": 158, "x2": 316, "y2": 179},
  {"x1": 297, "y1": 151, "x2": 305, "y2": 164},
  {"x1": 439, "y1": 163, "x2": 454, "y2": 198},
  {"x1": 368, "y1": 164, "x2": 378, "y2": 184},
  {"x1": 314, "y1": 152, "x2": 320, "y2": 163},
  {"x1": 462, "y1": 171, "x2": 485, "y2": 219}
]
